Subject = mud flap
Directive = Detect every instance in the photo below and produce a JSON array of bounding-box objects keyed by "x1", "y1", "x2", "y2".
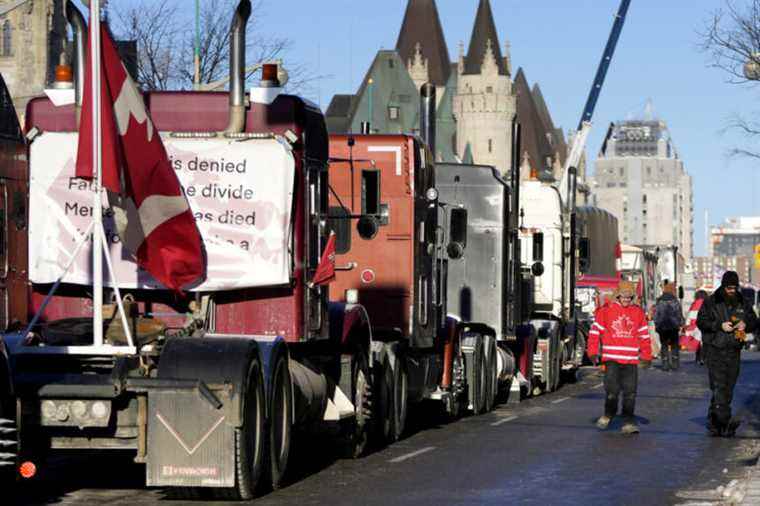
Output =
[{"x1": 146, "y1": 388, "x2": 235, "y2": 488}]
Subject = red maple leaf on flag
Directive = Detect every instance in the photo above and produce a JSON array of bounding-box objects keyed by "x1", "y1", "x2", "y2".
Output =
[
  {"x1": 310, "y1": 233, "x2": 337, "y2": 287},
  {"x1": 75, "y1": 22, "x2": 204, "y2": 291}
]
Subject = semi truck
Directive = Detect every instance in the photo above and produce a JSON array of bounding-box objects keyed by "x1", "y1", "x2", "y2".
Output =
[
  {"x1": 0, "y1": 0, "x2": 381, "y2": 498},
  {"x1": 326, "y1": 85, "x2": 508, "y2": 431}
]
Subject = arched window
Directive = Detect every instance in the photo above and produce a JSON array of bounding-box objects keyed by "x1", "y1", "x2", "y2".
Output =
[{"x1": 2, "y1": 21, "x2": 11, "y2": 57}]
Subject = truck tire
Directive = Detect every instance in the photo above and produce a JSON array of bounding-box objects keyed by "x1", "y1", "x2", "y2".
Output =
[
  {"x1": 390, "y1": 359, "x2": 407, "y2": 442},
  {"x1": 549, "y1": 335, "x2": 562, "y2": 392},
  {"x1": 340, "y1": 349, "x2": 371, "y2": 459},
  {"x1": 0, "y1": 412, "x2": 15, "y2": 487},
  {"x1": 484, "y1": 336, "x2": 498, "y2": 412},
  {"x1": 268, "y1": 353, "x2": 292, "y2": 490},
  {"x1": 217, "y1": 358, "x2": 266, "y2": 500},
  {"x1": 373, "y1": 357, "x2": 394, "y2": 446}
]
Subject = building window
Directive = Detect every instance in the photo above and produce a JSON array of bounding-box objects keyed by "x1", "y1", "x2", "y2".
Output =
[
  {"x1": 619, "y1": 167, "x2": 624, "y2": 177},
  {"x1": 646, "y1": 166, "x2": 651, "y2": 176},
  {"x1": 388, "y1": 59, "x2": 394, "y2": 69},
  {"x1": 388, "y1": 106, "x2": 399, "y2": 120},
  {"x1": 642, "y1": 194, "x2": 647, "y2": 204},
  {"x1": 486, "y1": 86, "x2": 493, "y2": 93},
  {"x1": 2, "y1": 21, "x2": 11, "y2": 57},
  {"x1": 488, "y1": 139, "x2": 493, "y2": 153}
]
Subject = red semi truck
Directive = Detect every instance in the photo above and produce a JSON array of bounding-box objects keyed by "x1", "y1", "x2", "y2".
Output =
[
  {"x1": 0, "y1": 0, "x2": 377, "y2": 498},
  {"x1": 326, "y1": 86, "x2": 508, "y2": 432}
]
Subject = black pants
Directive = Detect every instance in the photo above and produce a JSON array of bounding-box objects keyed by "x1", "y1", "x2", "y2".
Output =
[
  {"x1": 704, "y1": 345, "x2": 741, "y2": 429},
  {"x1": 604, "y1": 362, "x2": 638, "y2": 422},
  {"x1": 659, "y1": 329, "x2": 680, "y2": 370}
]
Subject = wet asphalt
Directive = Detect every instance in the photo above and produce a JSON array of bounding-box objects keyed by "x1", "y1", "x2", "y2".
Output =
[{"x1": 9, "y1": 352, "x2": 760, "y2": 506}]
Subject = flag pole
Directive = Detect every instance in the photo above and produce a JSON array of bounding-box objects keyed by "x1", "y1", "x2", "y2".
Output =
[{"x1": 91, "y1": 0, "x2": 104, "y2": 348}]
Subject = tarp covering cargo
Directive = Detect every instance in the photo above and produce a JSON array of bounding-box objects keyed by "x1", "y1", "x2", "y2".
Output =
[{"x1": 29, "y1": 132, "x2": 295, "y2": 290}]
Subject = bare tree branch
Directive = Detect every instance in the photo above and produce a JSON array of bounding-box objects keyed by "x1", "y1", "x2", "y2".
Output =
[
  {"x1": 700, "y1": 0, "x2": 760, "y2": 158},
  {"x1": 109, "y1": 0, "x2": 314, "y2": 92}
]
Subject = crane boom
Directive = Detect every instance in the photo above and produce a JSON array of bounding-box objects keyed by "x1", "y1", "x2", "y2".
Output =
[{"x1": 559, "y1": 0, "x2": 632, "y2": 205}]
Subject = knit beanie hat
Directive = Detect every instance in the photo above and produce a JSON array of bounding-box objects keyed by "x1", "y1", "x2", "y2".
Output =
[
  {"x1": 721, "y1": 271, "x2": 740, "y2": 288},
  {"x1": 616, "y1": 280, "x2": 636, "y2": 298}
]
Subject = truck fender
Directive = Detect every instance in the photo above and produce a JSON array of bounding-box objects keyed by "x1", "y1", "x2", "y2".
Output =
[
  {"x1": 328, "y1": 302, "x2": 372, "y2": 354},
  {"x1": 158, "y1": 335, "x2": 281, "y2": 428}
]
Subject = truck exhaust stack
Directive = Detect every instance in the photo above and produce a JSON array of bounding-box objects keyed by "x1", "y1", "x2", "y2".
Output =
[
  {"x1": 420, "y1": 82, "x2": 436, "y2": 156},
  {"x1": 226, "y1": 0, "x2": 252, "y2": 134}
]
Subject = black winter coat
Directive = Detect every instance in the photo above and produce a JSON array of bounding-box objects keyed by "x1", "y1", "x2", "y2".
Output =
[{"x1": 697, "y1": 288, "x2": 758, "y2": 350}]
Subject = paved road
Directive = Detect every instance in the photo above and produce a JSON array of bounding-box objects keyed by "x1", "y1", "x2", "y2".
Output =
[{"x1": 10, "y1": 353, "x2": 760, "y2": 505}]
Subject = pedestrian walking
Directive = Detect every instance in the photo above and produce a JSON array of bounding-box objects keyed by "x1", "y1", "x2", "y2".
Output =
[
  {"x1": 587, "y1": 280, "x2": 652, "y2": 434},
  {"x1": 681, "y1": 290, "x2": 707, "y2": 365},
  {"x1": 654, "y1": 283, "x2": 685, "y2": 371},
  {"x1": 697, "y1": 271, "x2": 758, "y2": 437}
]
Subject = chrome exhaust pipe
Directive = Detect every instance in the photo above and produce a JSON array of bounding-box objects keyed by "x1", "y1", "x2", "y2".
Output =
[
  {"x1": 225, "y1": 0, "x2": 252, "y2": 134},
  {"x1": 420, "y1": 82, "x2": 436, "y2": 158},
  {"x1": 65, "y1": 0, "x2": 87, "y2": 126}
]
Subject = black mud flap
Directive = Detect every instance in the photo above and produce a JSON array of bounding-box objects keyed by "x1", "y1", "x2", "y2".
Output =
[{"x1": 146, "y1": 389, "x2": 235, "y2": 488}]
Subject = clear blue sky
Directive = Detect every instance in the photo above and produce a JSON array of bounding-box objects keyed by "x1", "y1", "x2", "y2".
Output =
[{"x1": 249, "y1": 0, "x2": 757, "y2": 258}]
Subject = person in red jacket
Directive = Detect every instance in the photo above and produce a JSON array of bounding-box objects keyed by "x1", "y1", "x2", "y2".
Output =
[{"x1": 588, "y1": 280, "x2": 653, "y2": 434}]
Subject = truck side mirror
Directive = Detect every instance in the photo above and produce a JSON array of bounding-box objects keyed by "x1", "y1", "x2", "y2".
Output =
[
  {"x1": 532, "y1": 232, "x2": 543, "y2": 262},
  {"x1": 447, "y1": 208, "x2": 467, "y2": 260},
  {"x1": 579, "y1": 237, "x2": 591, "y2": 273},
  {"x1": 678, "y1": 286, "x2": 684, "y2": 300}
]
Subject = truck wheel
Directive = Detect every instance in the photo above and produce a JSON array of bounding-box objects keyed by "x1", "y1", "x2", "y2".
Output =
[
  {"x1": 218, "y1": 358, "x2": 265, "y2": 500},
  {"x1": 549, "y1": 336, "x2": 562, "y2": 392},
  {"x1": 0, "y1": 409, "x2": 15, "y2": 488},
  {"x1": 390, "y1": 357, "x2": 407, "y2": 442},
  {"x1": 341, "y1": 349, "x2": 370, "y2": 459},
  {"x1": 268, "y1": 354, "x2": 292, "y2": 490},
  {"x1": 373, "y1": 357, "x2": 394, "y2": 446},
  {"x1": 484, "y1": 337, "x2": 498, "y2": 412}
]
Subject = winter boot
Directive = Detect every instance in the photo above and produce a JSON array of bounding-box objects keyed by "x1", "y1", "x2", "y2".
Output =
[
  {"x1": 596, "y1": 415, "x2": 611, "y2": 430},
  {"x1": 671, "y1": 349, "x2": 680, "y2": 371},
  {"x1": 621, "y1": 421, "x2": 640, "y2": 434},
  {"x1": 707, "y1": 412, "x2": 724, "y2": 437},
  {"x1": 661, "y1": 346, "x2": 671, "y2": 371},
  {"x1": 723, "y1": 419, "x2": 741, "y2": 438}
]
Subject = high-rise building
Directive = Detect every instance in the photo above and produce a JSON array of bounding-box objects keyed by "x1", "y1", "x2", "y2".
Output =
[
  {"x1": 590, "y1": 118, "x2": 694, "y2": 261},
  {"x1": 709, "y1": 216, "x2": 760, "y2": 257}
]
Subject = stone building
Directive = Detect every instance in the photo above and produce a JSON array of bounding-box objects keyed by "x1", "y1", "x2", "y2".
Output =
[
  {"x1": 326, "y1": 0, "x2": 565, "y2": 180},
  {"x1": 0, "y1": 0, "x2": 67, "y2": 125},
  {"x1": 590, "y1": 117, "x2": 694, "y2": 261}
]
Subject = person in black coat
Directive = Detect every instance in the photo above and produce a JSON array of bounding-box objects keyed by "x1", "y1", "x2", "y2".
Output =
[{"x1": 697, "y1": 271, "x2": 758, "y2": 437}]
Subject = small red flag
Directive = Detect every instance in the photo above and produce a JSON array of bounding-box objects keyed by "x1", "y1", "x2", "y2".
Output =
[
  {"x1": 310, "y1": 233, "x2": 337, "y2": 287},
  {"x1": 75, "y1": 23, "x2": 204, "y2": 291}
]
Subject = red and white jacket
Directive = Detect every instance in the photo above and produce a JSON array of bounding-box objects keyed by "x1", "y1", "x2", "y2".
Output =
[{"x1": 588, "y1": 301, "x2": 652, "y2": 365}]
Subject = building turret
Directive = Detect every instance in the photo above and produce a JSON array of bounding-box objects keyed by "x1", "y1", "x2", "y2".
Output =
[
  {"x1": 452, "y1": 0, "x2": 515, "y2": 175},
  {"x1": 396, "y1": 0, "x2": 450, "y2": 91}
]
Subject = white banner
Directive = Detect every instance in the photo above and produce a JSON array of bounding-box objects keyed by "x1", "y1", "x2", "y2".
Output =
[{"x1": 29, "y1": 132, "x2": 295, "y2": 291}]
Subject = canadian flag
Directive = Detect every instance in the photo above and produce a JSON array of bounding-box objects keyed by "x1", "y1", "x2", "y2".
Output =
[
  {"x1": 75, "y1": 23, "x2": 205, "y2": 291},
  {"x1": 310, "y1": 233, "x2": 337, "y2": 287}
]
